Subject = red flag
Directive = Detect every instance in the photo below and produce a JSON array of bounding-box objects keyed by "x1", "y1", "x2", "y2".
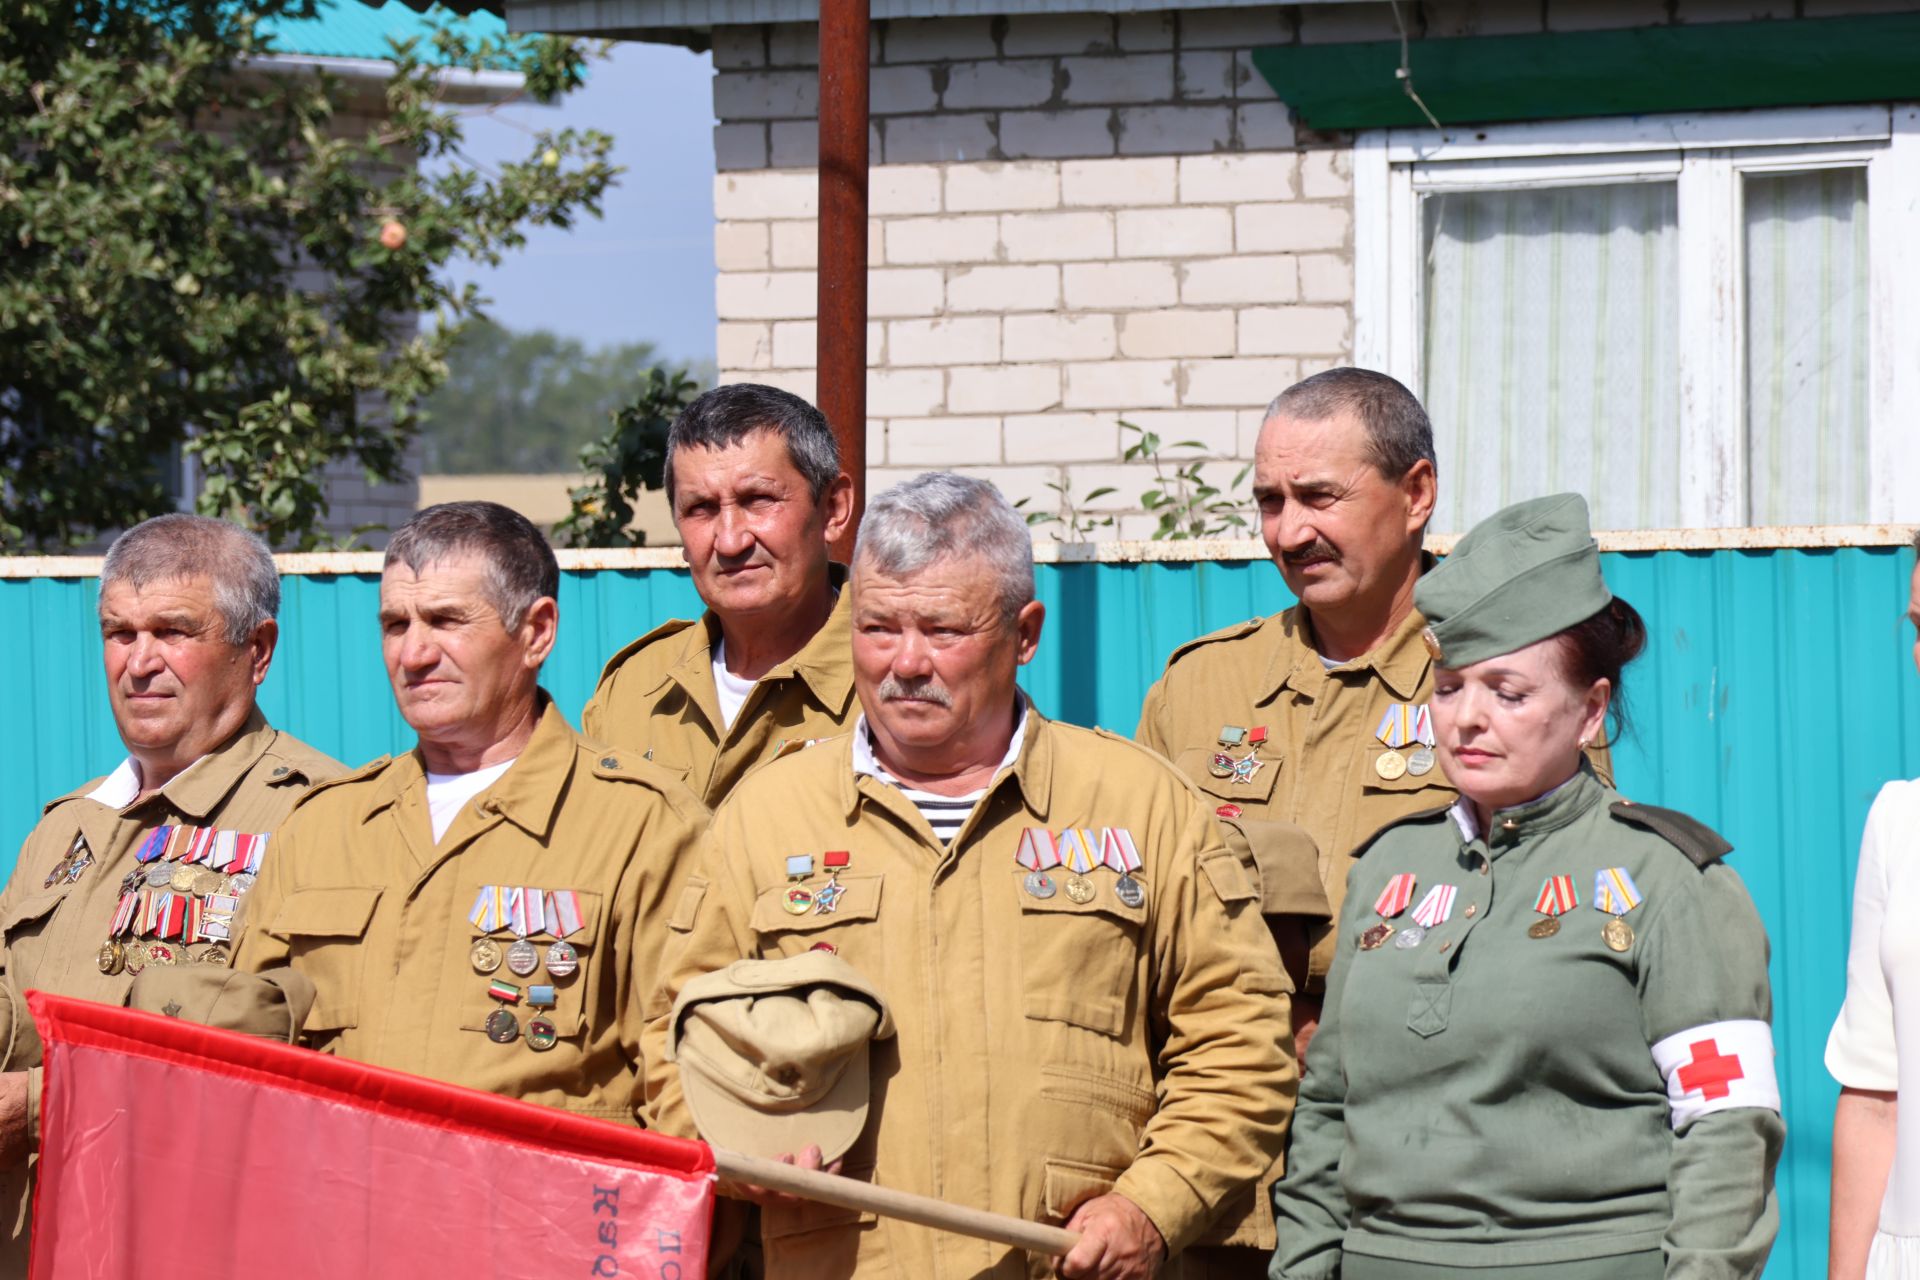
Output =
[{"x1": 27, "y1": 992, "x2": 714, "y2": 1279}]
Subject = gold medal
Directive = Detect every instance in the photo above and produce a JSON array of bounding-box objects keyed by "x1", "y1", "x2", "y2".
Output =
[
  {"x1": 169, "y1": 863, "x2": 199, "y2": 893},
  {"x1": 1527, "y1": 917, "x2": 1560, "y2": 939},
  {"x1": 1374, "y1": 750, "x2": 1407, "y2": 781},
  {"x1": 97, "y1": 941, "x2": 124, "y2": 975},
  {"x1": 1359, "y1": 922, "x2": 1394, "y2": 950},
  {"x1": 191, "y1": 868, "x2": 224, "y2": 896},
  {"x1": 1603, "y1": 918, "x2": 1635, "y2": 952},
  {"x1": 470, "y1": 936, "x2": 503, "y2": 973},
  {"x1": 783, "y1": 886, "x2": 815, "y2": 915},
  {"x1": 1065, "y1": 874, "x2": 1097, "y2": 904},
  {"x1": 145, "y1": 941, "x2": 179, "y2": 966},
  {"x1": 1208, "y1": 752, "x2": 1234, "y2": 779},
  {"x1": 124, "y1": 947, "x2": 147, "y2": 977}
]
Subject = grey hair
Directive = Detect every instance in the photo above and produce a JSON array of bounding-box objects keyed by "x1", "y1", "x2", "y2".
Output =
[
  {"x1": 664, "y1": 382, "x2": 842, "y2": 504},
  {"x1": 384, "y1": 502, "x2": 559, "y2": 632},
  {"x1": 99, "y1": 514, "x2": 279, "y2": 645},
  {"x1": 854, "y1": 472, "x2": 1034, "y2": 623},
  {"x1": 1265, "y1": 367, "x2": 1437, "y2": 481}
]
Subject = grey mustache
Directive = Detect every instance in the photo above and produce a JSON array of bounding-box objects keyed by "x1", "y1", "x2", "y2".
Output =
[{"x1": 878, "y1": 675, "x2": 953, "y2": 706}]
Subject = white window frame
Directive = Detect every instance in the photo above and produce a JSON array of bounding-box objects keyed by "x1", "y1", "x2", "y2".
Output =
[{"x1": 1353, "y1": 105, "x2": 1920, "y2": 527}]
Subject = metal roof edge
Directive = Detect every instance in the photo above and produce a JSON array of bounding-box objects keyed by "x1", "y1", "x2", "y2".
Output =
[
  {"x1": 505, "y1": 0, "x2": 1353, "y2": 38},
  {"x1": 254, "y1": 53, "x2": 526, "y2": 103},
  {"x1": 0, "y1": 525, "x2": 1910, "y2": 579}
]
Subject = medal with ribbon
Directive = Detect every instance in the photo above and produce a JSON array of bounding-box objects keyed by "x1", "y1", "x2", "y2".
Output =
[
  {"x1": 1373, "y1": 705, "x2": 1416, "y2": 781},
  {"x1": 1099, "y1": 827, "x2": 1146, "y2": 908},
  {"x1": 504, "y1": 887, "x2": 541, "y2": 977},
  {"x1": 1396, "y1": 883, "x2": 1456, "y2": 949},
  {"x1": 1361, "y1": 873, "x2": 1417, "y2": 950},
  {"x1": 1593, "y1": 866, "x2": 1644, "y2": 952},
  {"x1": 814, "y1": 851, "x2": 851, "y2": 916},
  {"x1": 546, "y1": 890, "x2": 583, "y2": 976},
  {"x1": 468, "y1": 886, "x2": 507, "y2": 974},
  {"x1": 1015, "y1": 829, "x2": 1061, "y2": 900},
  {"x1": 1057, "y1": 828, "x2": 1099, "y2": 903},
  {"x1": 1407, "y1": 705, "x2": 1437, "y2": 776},
  {"x1": 783, "y1": 855, "x2": 816, "y2": 915},
  {"x1": 1528, "y1": 874, "x2": 1580, "y2": 939}
]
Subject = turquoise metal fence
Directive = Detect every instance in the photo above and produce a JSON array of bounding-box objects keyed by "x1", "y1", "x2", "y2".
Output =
[{"x1": 4, "y1": 542, "x2": 1917, "y2": 1274}]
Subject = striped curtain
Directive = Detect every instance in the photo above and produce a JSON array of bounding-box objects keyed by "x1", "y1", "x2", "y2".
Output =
[
  {"x1": 1421, "y1": 182, "x2": 1681, "y2": 534},
  {"x1": 1743, "y1": 168, "x2": 1869, "y2": 526}
]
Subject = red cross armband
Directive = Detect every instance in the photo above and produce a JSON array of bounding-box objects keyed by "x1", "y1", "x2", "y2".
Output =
[{"x1": 1650, "y1": 1020, "x2": 1782, "y2": 1130}]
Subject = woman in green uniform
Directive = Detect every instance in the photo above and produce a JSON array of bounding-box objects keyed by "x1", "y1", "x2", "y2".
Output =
[{"x1": 1270, "y1": 493, "x2": 1781, "y2": 1280}]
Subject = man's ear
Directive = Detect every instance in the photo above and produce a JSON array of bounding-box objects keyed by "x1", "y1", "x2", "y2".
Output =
[
  {"x1": 1014, "y1": 599, "x2": 1045, "y2": 666},
  {"x1": 520, "y1": 597, "x2": 560, "y2": 669},
  {"x1": 247, "y1": 618, "x2": 280, "y2": 688}
]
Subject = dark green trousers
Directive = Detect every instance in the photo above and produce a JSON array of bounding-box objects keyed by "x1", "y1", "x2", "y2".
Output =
[{"x1": 1342, "y1": 1249, "x2": 1664, "y2": 1280}]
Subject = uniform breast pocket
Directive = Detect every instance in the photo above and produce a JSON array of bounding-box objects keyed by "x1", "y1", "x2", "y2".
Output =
[
  {"x1": 749, "y1": 874, "x2": 883, "y2": 957},
  {"x1": 456, "y1": 890, "x2": 605, "y2": 1047},
  {"x1": 0, "y1": 886, "x2": 73, "y2": 952},
  {"x1": 1015, "y1": 876, "x2": 1147, "y2": 1037},
  {"x1": 1174, "y1": 745, "x2": 1281, "y2": 806},
  {"x1": 1360, "y1": 747, "x2": 1450, "y2": 799},
  {"x1": 265, "y1": 887, "x2": 383, "y2": 1040}
]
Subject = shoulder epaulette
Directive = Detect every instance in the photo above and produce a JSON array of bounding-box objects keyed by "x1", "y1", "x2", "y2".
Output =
[
  {"x1": 593, "y1": 617, "x2": 701, "y2": 689},
  {"x1": 1352, "y1": 803, "x2": 1455, "y2": 859},
  {"x1": 1608, "y1": 801, "x2": 1732, "y2": 870},
  {"x1": 1162, "y1": 614, "x2": 1272, "y2": 671},
  {"x1": 293, "y1": 756, "x2": 393, "y2": 801}
]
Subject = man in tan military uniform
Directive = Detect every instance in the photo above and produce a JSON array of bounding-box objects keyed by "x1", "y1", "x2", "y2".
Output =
[
  {"x1": 1138, "y1": 371, "x2": 1613, "y2": 1277},
  {"x1": 646, "y1": 474, "x2": 1294, "y2": 1280},
  {"x1": 0, "y1": 514, "x2": 343, "y2": 1271},
  {"x1": 584, "y1": 383, "x2": 858, "y2": 806},
  {"x1": 217, "y1": 502, "x2": 706, "y2": 1122}
]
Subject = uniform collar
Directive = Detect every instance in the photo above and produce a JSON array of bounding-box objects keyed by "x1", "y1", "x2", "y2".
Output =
[
  {"x1": 1266, "y1": 554, "x2": 1438, "y2": 705},
  {"x1": 671, "y1": 563, "x2": 856, "y2": 723},
  {"x1": 366, "y1": 694, "x2": 576, "y2": 841},
  {"x1": 839, "y1": 694, "x2": 1051, "y2": 820},
  {"x1": 84, "y1": 707, "x2": 281, "y2": 822},
  {"x1": 1457, "y1": 764, "x2": 1607, "y2": 848}
]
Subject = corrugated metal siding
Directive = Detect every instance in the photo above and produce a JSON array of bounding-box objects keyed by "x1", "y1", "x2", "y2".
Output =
[
  {"x1": 5, "y1": 545, "x2": 1913, "y2": 1274},
  {"x1": 261, "y1": 0, "x2": 509, "y2": 62}
]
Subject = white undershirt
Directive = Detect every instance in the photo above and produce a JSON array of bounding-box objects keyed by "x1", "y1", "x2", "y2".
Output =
[
  {"x1": 711, "y1": 639, "x2": 758, "y2": 732},
  {"x1": 425, "y1": 759, "x2": 516, "y2": 842}
]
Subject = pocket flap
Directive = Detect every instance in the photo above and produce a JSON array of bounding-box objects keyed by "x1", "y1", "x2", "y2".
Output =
[
  {"x1": 1042, "y1": 1157, "x2": 1124, "y2": 1223},
  {"x1": 1361, "y1": 748, "x2": 1451, "y2": 796},
  {"x1": 1220, "y1": 819, "x2": 1331, "y2": 919},
  {"x1": 1176, "y1": 745, "x2": 1280, "y2": 804},
  {"x1": 267, "y1": 887, "x2": 382, "y2": 940},
  {"x1": 0, "y1": 888, "x2": 69, "y2": 933},
  {"x1": 1198, "y1": 852, "x2": 1258, "y2": 906},
  {"x1": 751, "y1": 874, "x2": 882, "y2": 935}
]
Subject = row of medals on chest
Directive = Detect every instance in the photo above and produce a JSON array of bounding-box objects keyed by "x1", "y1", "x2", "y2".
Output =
[
  {"x1": 1357, "y1": 869, "x2": 1643, "y2": 954},
  {"x1": 98, "y1": 861, "x2": 259, "y2": 976}
]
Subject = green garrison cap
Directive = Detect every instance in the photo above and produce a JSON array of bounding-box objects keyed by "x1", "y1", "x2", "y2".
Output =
[{"x1": 1414, "y1": 493, "x2": 1611, "y2": 669}]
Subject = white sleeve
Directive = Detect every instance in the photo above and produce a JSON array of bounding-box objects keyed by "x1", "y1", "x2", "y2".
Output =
[{"x1": 1825, "y1": 781, "x2": 1906, "y2": 1091}]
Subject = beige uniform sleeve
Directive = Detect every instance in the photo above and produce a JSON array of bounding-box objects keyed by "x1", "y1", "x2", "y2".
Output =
[
  {"x1": 1114, "y1": 803, "x2": 1297, "y2": 1252},
  {"x1": 1134, "y1": 674, "x2": 1175, "y2": 759},
  {"x1": 617, "y1": 779, "x2": 709, "y2": 1121}
]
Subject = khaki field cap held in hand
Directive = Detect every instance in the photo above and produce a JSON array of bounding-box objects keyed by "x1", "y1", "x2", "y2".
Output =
[
  {"x1": 667, "y1": 951, "x2": 894, "y2": 1163},
  {"x1": 1414, "y1": 492, "x2": 1612, "y2": 669}
]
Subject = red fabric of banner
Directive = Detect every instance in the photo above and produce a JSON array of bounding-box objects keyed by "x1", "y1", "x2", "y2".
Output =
[{"x1": 27, "y1": 991, "x2": 713, "y2": 1279}]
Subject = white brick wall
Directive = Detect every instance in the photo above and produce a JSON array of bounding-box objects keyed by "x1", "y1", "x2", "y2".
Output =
[{"x1": 708, "y1": 6, "x2": 1368, "y2": 533}]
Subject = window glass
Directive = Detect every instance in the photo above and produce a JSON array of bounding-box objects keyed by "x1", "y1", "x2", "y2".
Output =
[
  {"x1": 1744, "y1": 167, "x2": 1869, "y2": 525},
  {"x1": 1422, "y1": 182, "x2": 1681, "y2": 534}
]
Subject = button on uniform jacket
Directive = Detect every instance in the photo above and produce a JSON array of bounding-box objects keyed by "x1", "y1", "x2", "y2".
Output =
[
  {"x1": 232, "y1": 698, "x2": 707, "y2": 1124},
  {"x1": 582, "y1": 576, "x2": 857, "y2": 808},
  {"x1": 644, "y1": 711, "x2": 1298, "y2": 1279},
  {"x1": 0, "y1": 710, "x2": 342, "y2": 1268}
]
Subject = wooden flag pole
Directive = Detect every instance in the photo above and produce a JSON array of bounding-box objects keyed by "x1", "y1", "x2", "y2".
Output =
[{"x1": 712, "y1": 1147, "x2": 1080, "y2": 1257}]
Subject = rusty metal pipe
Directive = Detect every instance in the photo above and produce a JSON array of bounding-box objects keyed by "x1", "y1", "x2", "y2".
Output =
[{"x1": 817, "y1": 0, "x2": 870, "y2": 563}]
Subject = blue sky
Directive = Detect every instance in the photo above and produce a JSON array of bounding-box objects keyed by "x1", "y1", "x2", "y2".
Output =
[{"x1": 436, "y1": 39, "x2": 719, "y2": 363}]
